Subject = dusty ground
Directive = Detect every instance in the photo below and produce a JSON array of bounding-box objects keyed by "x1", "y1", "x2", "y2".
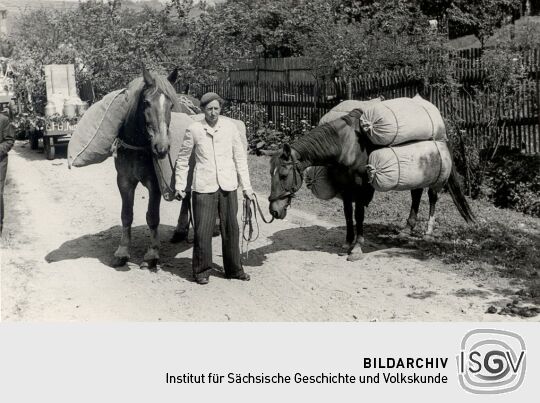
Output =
[{"x1": 1, "y1": 141, "x2": 537, "y2": 321}]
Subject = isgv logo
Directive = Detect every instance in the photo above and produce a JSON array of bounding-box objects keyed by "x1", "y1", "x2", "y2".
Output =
[{"x1": 457, "y1": 329, "x2": 526, "y2": 394}]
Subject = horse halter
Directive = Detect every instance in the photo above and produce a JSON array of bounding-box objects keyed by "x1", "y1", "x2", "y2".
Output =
[{"x1": 268, "y1": 153, "x2": 304, "y2": 202}]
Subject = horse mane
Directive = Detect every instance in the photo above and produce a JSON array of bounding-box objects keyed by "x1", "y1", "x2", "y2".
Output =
[{"x1": 291, "y1": 118, "x2": 348, "y2": 163}]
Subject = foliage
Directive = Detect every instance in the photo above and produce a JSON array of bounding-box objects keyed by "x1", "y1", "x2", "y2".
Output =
[
  {"x1": 12, "y1": 112, "x2": 79, "y2": 137},
  {"x1": 418, "y1": 0, "x2": 522, "y2": 42},
  {"x1": 304, "y1": 0, "x2": 452, "y2": 82},
  {"x1": 223, "y1": 101, "x2": 313, "y2": 152},
  {"x1": 9, "y1": 0, "x2": 192, "y2": 114},
  {"x1": 445, "y1": 41, "x2": 533, "y2": 199},
  {"x1": 488, "y1": 150, "x2": 540, "y2": 217}
]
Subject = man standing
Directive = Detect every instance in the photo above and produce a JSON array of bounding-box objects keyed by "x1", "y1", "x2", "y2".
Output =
[
  {"x1": 0, "y1": 105, "x2": 14, "y2": 234},
  {"x1": 174, "y1": 92, "x2": 253, "y2": 285}
]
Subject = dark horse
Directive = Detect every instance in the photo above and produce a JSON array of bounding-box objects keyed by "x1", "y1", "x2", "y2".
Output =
[
  {"x1": 268, "y1": 110, "x2": 475, "y2": 261},
  {"x1": 112, "y1": 67, "x2": 187, "y2": 269}
]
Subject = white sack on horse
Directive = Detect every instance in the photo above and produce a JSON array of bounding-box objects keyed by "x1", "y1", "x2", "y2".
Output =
[
  {"x1": 361, "y1": 97, "x2": 443, "y2": 145},
  {"x1": 305, "y1": 166, "x2": 340, "y2": 200},
  {"x1": 367, "y1": 140, "x2": 452, "y2": 191},
  {"x1": 411, "y1": 94, "x2": 447, "y2": 141},
  {"x1": 153, "y1": 113, "x2": 249, "y2": 201},
  {"x1": 319, "y1": 98, "x2": 382, "y2": 124},
  {"x1": 67, "y1": 88, "x2": 129, "y2": 168}
]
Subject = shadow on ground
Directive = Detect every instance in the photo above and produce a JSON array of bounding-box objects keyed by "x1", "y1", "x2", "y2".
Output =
[
  {"x1": 44, "y1": 224, "x2": 226, "y2": 281},
  {"x1": 243, "y1": 223, "x2": 426, "y2": 267},
  {"x1": 15, "y1": 140, "x2": 69, "y2": 162}
]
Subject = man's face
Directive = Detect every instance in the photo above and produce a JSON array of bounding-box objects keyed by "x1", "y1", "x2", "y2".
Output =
[{"x1": 203, "y1": 100, "x2": 221, "y2": 125}]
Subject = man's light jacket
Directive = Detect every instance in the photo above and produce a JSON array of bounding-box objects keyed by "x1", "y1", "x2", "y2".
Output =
[{"x1": 174, "y1": 117, "x2": 253, "y2": 194}]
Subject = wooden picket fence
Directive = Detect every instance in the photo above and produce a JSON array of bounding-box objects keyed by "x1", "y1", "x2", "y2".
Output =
[{"x1": 192, "y1": 48, "x2": 540, "y2": 153}]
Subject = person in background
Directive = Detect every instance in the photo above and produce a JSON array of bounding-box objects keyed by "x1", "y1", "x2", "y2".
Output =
[
  {"x1": 174, "y1": 92, "x2": 254, "y2": 285},
  {"x1": 0, "y1": 104, "x2": 14, "y2": 234}
]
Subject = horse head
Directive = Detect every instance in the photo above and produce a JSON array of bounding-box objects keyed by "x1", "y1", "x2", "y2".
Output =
[
  {"x1": 138, "y1": 66, "x2": 179, "y2": 159},
  {"x1": 268, "y1": 144, "x2": 304, "y2": 219}
]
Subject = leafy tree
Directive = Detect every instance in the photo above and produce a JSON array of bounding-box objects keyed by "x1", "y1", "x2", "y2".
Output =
[
  {"x1": 418, "y1": 0, "x2": 522, "y2": 43},
  {"x1": 9, "y1": 0, "x2": 189, "y2": 111}
]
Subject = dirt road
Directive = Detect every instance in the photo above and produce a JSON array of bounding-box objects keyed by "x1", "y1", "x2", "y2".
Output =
[{"x1": 0, "y1": 142, "x2": 533, "y2": 321}]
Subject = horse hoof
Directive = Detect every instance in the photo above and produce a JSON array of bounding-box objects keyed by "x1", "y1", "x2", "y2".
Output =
[
  {"x1": 140, "y1": 259, "x2": 159, "y2": 272},
  {"x1": 212, "y1": 227, "x2": 221, "y2": 237},
  {"x1": 341, "y1": 242, "x2": 353, "y2": 251},
  {"x1": 170, "y1": 231, "x2": 188, "y2": 243},
  {"x1": 111, "y1": 256, "x2": 129, "y2": 267},
  {"x1": 347, "y1": 252, "x2": 364, "y2": 262}
]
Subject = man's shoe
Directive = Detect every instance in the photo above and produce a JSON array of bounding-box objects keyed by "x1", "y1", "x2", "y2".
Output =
[
  {"x1": 195, "y1": 277, "x2": 209, "y2": 285},
  {"x1": 226, "y1": 272, "x2": 250, "y2": 281}
]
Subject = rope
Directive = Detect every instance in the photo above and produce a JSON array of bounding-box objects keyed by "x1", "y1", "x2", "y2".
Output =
[
  {"x1": 381, "y1": 103, "x2": 400, "y2": 145},
  {"x1": 389, "y1": 146, "x2": 401, "y2": 190},
  {"x1": 241, "y1": 194, "x2": 274, "y2": 261},
  {"x1": 111, "y1": 137, "x2": 147, "y2": 158}
]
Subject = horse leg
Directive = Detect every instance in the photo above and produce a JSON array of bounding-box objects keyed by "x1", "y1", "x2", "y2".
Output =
[
  {"x1": 398, "y1": 188, "x2": 423, "y2": 237},
  {"x1": 424, "y1": 188, "x2": 439, "y2": 239},
  {"x1": 113, "y1": 177, "x2": 137, "y2": 267},
  {"x1": 141, "y1": 179, "x2": 161, "y2": 271},
  {"x1": 348, "y1": 194, "x2": 365, "y2": 262},
  {"x1": 171, "y1": 193, "x2": 191, "y2": 243},
  {"x1": 342, "y1": 191, "x2": 354, "y2": 251}
]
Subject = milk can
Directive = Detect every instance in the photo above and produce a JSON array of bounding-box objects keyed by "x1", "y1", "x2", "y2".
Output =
[
  {"x1": 62, "y1": 97, "x2": 77, "y2": 118},
  {"x1": 44, "y1": 102, "x2": 56, "y2": 117}
]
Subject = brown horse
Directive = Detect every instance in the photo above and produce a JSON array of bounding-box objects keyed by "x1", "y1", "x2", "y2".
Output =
[
  {"x1": 112, "y1": 67, "x2": 188, "y2": 269},
  {"x1": 268, "y1": 110, "x2": 475, "y2": 261}
]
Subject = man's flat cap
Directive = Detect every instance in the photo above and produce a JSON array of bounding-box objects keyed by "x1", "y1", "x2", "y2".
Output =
[{"x1": 200, "y1": 92, "x2": 224, "y2": 107}]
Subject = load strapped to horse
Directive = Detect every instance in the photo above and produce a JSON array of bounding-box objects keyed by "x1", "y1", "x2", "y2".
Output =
[
  {"x1": 67, "y1": 67, "x2": 246, "y2": 269},
  {"x1": 270, "y1": 95, "x2": 475, "y2": 261}
]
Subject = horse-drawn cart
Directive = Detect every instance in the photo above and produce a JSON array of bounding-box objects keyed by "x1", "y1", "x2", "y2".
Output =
[{"x1": 27, "y1": 64, "x2": 88, "y2": 160}]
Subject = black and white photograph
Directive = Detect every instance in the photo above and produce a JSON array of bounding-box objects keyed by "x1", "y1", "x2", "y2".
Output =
[{"x1": 0, "y1": 0, "x2": 539, "y2": 323}]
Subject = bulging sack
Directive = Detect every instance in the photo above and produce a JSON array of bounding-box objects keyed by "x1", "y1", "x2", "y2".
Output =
[
  {"x1": 411, "y1": 94, "x2": 447, "y2": 141},
  {"x1": 361, "y1": 97, "x2": 442, "y2": 145},
  {"x1": 367, "y1": 141, "x2": 452, "y2": 192},
  {"x1": 319, "y1": 98, "x2": 382, "y2": 124},
  {"x1": 305, "y1": 166, "x2": 339, "y2": 200},
  {"x1": 153, "y1": 114, "x2": 249, "y2": 201},
  {"x1": 68, "y1": 88, "x2": 129, "y2": 168}
]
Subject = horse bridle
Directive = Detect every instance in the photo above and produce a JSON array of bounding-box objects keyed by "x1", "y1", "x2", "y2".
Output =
[{"x1": 268, "y1": 153, "x2": 304, "y2": 202}]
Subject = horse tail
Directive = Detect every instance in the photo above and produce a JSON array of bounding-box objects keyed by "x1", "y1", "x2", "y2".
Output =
[{"x1": 447, "y1": 160, "x2": 476, "y2": 224}]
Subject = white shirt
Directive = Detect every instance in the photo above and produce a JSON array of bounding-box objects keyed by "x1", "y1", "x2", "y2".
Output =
[{"x1": 174, "y1": 117, "x2": 253, "y2": 194}]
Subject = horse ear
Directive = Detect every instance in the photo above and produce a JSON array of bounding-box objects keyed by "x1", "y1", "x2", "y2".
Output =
[
  {"x1": 167, "y1": 67, "x2": 179, "y2": 84},
  {"x1": 142, "y1": 66, "x2": 155, "y2": 87},
  {"x1": 282, "y1": 143, "x2": 291, "y2": 159}
]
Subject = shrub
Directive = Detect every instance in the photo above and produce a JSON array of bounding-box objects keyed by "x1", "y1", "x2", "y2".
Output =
[
  {"x1": 223, "y1": 101, "x2": 313, "y2": 152},
  {"x1": 487, "y1": 150, "x2": 540, "y2": 217}
]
